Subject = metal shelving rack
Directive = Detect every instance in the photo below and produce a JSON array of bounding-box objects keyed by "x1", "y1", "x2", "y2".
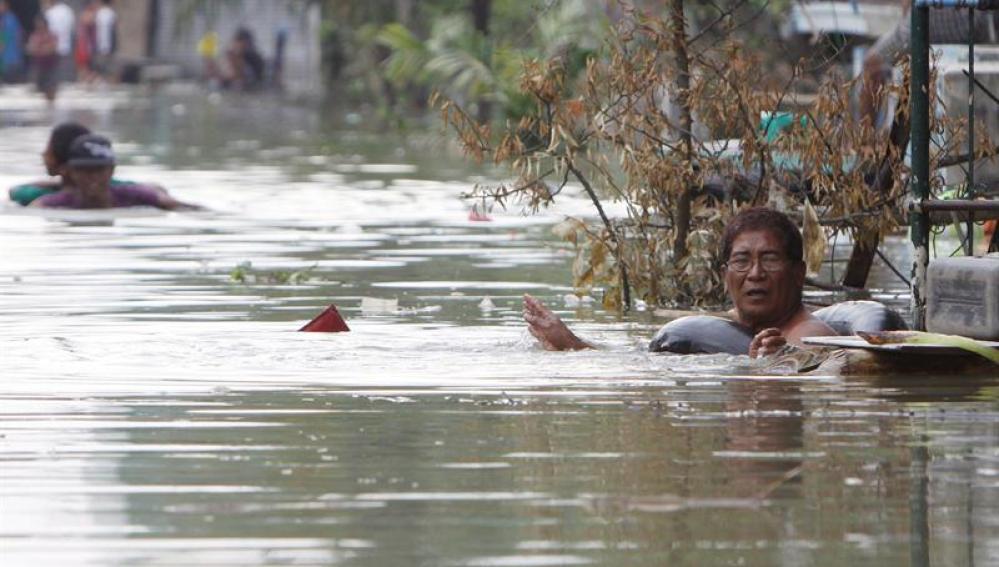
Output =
[{"x1": 910, "y1": 0, "x2": 999, "y2": 329}]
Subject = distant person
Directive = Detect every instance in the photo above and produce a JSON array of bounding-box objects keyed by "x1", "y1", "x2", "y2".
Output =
[
  {"x1": 0, "y1": 0, "x2": 25, "y2": 83},
  {"x1": 42, "y1": 0, "x2": 74, "y2": 83},
  {"x1": 26, "y1": 15, "x2": 59, "y2": 102},
  {"x1": 30, "y1": 134, "x2": 202, "y2": 210},
  {"x1": 93, "y1": 0, "x2": 116, "y2": 80},
  {"x1": 224, "y1": 27, "x2": 264, "y2": 90},
  {"x1": 272, "y1": 28, "x2": 287, "y2": 90},
  {"x1": 74, "y1": 0, "x2": 97, "y2": 83},
  {"x1": 197, "y1": 30, "x2": 220, "y2": 85}
]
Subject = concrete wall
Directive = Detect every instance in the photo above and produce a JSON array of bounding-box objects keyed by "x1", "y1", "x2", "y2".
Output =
[{"x1": 152, "y1": 0, "x2": 322, "y2": 95}]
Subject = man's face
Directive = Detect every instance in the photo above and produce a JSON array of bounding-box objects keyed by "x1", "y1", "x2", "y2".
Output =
[
  {"x1": 67, "y1": 166, "x2": 114, "y2": 199},
  {"x1": 724, "y1": 229, "x2": 805, "y2": 328}
]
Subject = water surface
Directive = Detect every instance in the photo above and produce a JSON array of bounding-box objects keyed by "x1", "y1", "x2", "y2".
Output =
[{"x1": 1, "y1": 84, "x2": 997, "y2": 566}]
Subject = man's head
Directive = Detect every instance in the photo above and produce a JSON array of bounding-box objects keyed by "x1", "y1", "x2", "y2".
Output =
[
  {"x1": 721, "y1": 207, "x2": 806, "y2": 329},
  {"x1": 43, "y1": 122, "x2": 92, "y2": 177},
  {"x1": 0, "y1": 1, "x2": 9, "y2": 14},
  {"x1": 64, "y1": 134, "x2": 116, "y2": 204}
]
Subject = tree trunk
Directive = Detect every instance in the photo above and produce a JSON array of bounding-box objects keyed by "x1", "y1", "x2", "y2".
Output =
[
  {"x1": 669, "y1": 0, "x2": 693, "y2": 262},
  {"x1": 471, "y1": 0, "x2": 490, "y2": 33},
  {"x1": 841, "y1": 231, "x2": 879, "y2": 289},
  {"x1": 395, "y1": 0, "x2": 413, "y2": 27},
  {"x1": 843, "y1": 67, "x2": 912, "y2": 289},
  {"x1": 470, "y1": 0, "x2": 492, "y2": 123}
]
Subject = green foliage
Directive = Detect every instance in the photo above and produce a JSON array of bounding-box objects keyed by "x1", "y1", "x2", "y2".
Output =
[
  {"x1": 436, "y1": 1, "x2": 991, "y2": 310},
  {"x1": 363, "y1": 1, "x2": 607, "y2": 119},
  {"x1": 229, "y1": 261, "x2": 321, "y2": 285}
]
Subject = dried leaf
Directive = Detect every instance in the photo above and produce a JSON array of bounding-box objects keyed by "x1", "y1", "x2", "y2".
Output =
[{"x1": 802, "y1": 199, "x2": 826, "y2": 277}]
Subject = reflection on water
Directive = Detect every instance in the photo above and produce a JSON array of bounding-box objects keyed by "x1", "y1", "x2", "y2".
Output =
[{"x1": 2, "y1": 85, "x2": 999, "y2": 566}]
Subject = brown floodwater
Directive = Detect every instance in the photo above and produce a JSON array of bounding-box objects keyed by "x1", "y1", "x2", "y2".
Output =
[{"x1": 1, "y1": 84, "x2": 997, "y2": 566}]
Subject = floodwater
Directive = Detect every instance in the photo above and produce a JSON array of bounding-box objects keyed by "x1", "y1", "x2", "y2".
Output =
[{"x1": 1, "y1": 84, "x2": 998, "y2": 567}]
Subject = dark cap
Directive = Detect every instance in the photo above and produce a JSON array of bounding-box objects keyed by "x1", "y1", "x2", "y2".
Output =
[{"x1": 66, "y1": 134, "x2": 116, "y2": 167}]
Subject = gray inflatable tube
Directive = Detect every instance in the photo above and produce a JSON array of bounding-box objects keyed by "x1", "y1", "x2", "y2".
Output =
[{"x1": 649, "y1": 300, "x2": 908, "y2": 355}]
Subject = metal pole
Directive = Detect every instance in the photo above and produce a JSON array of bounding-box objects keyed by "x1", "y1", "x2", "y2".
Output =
[
  {"x1": 911, "y1": 2, "x2": 931, "y2": 330},
  {"x1": 914, "y1": 0, "x2": 998, "y2": 8},
  {"x1": 966, "y1": 8, "x2": 975, "y2": 255}
]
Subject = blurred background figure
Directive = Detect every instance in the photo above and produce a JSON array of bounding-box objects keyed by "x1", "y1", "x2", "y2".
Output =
[
  {"x1": 272, "y1": 28, "x2": 287, "y2": 91},
  {"x1": 0, "y1": 0, "x2": 24, "y2": 83},
  {"x1": 26, "y1": 14, "x2": 58, "y2": 102},
  {"x1": 74, "y1": 0, "x2": 97, "y2": 83},
  {"x1": 93, "y1": 0, "x2": 116, "y2": 81},
  {"x1": 197, "y1": 30, "x2": 219, "y2": 86},
  {"x1": 223, "y1": 27, "x2": 263, "y2": 90},
  {"x1": 42, "y1": 0, "x2": 74, "y2": 83}
]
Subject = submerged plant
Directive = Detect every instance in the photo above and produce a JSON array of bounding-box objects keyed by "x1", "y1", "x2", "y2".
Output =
[{"x1": 229, "y1": 262, "x2": 321, "y2": 285}]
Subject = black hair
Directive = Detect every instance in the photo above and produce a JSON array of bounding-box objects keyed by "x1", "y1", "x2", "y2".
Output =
[
  {"x1": 49, "y1": 122, "x2": 92, "y2": 165},
  {"x1": 721, "y1": 207, "x2": 803, "y2": 263},
  {"x1": 236, "y1": 27, "x2": 255, "y2": 45}
]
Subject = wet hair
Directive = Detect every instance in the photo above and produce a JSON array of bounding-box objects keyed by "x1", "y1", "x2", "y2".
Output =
[
  {"x1": 721, "y1": 207, "x2": 803, "y2": 263},
  {"x1": 49, "y1": 122, "x2": 92, "y2": 166},
  {"x1": 235, "y1": 27, "x2": 255, "y2": 46}
]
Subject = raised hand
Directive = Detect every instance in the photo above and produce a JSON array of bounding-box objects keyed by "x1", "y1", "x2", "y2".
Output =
[{"x1": 523, "y1": 294, "x2": 592, "y2": 351}]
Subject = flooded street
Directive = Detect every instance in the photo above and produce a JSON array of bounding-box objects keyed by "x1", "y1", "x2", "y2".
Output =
[{"x1": 2, "y1": 85, "x2": 998, "y2": 566}]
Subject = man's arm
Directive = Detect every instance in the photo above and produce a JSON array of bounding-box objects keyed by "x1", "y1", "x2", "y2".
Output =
[
  {"x1": 153, "y1": 191, "x2": 205, "y2": 211},
  {"x1": 9, "y1": 182, "x2": 61, "y2": 206},
  {"x1": 523, "y1": 294, "x2": 594, "y2": 351}
]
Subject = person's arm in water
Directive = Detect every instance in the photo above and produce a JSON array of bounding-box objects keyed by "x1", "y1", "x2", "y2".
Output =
[
  {"x1": 523, "y1": 294, "x2": 594, "y2": 351},
  {"x1": 110, "y1": 182, "x2": 205, "y2": 211},
  {"x1": 9, "y1": 181, "x2": 61, "y2": 206},
  {"x1": 154, "y1": 192, "x2": 205, "y2": 211}
]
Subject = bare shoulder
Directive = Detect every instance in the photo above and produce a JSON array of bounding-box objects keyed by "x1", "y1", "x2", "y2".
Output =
[{"x1": 784, "y1": 309, "x2": 838, "y2": 345}]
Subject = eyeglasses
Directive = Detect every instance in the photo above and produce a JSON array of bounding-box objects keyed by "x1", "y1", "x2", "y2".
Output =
[{"x1": 725, "y1": 254, "x2": 788, "y2": 273}]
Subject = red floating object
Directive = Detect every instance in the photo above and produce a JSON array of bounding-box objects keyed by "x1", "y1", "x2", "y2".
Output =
[
  {"x1": 468, "y1": 209, "x2": 492, "y2": 222},
  {"x1": 299, "y1": 304, "x2": 350, "y2": 332}
]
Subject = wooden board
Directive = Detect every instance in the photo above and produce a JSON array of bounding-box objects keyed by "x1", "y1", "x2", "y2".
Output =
[{"x1": 803, "y1": 335, "x2": 999, "y2": 356}]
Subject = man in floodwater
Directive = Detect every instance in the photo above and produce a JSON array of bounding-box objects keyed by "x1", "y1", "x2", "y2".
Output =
[
  {"x1": 9, "y1": 121, "x2": 91, "y2": 205},
  {"x1": 9, "y1": 122, "x2": 187, "y2": 208},
  {"x1": 524, "y1": 207, "x2": 836, "y2": 358},
  {"x1": 30, "y1": 134, "x2": 201, "y2": 210}
]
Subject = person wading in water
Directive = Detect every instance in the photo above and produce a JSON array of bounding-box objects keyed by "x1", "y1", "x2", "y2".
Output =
[
  {"x1": 523, "y1": 207, "x2": 836, "y2": 358},
  {"x1": 30, "y1": 134, "x2": 202, "y2": 210}
]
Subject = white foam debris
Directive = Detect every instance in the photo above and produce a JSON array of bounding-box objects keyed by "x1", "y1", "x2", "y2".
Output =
[{"x1": 360, "y1": 297, "x2": 398, "y2": 314}]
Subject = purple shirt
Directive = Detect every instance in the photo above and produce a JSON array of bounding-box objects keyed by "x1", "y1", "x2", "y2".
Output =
[{"x1": 34, "y1": 184, "x2": 163, "y2": 209}]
